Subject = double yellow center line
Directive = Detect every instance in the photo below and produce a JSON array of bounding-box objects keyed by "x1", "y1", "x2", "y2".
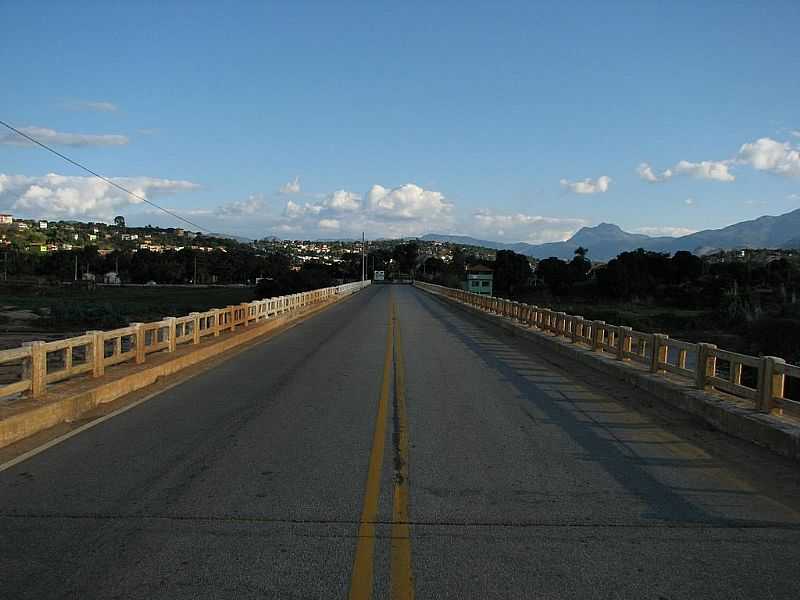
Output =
[{"x1": 349, "y1": 292, "x2": 414, "y2": 600}]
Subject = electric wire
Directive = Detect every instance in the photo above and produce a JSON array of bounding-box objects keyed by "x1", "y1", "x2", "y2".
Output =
[{"x1": 0, "y1": 119, "x2": 214, "y2": 234}]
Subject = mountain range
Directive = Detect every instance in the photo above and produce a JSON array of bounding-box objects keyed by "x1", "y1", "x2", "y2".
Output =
[{"x1": 422, "y1": 207, "x2": 800, "y2": 261}]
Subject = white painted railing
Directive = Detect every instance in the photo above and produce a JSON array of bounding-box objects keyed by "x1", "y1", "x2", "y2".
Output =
[
  {"x1": 416, "y1": 281, "x2": 800, "y2": 419},
  {"x1": 0, "y1": 281, "x2": 371, "y2": 402}
]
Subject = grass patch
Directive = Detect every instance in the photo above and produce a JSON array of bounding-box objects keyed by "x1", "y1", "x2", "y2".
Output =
[{"x1": 1, "y1": 285, "x2": 256, "y2": 330}]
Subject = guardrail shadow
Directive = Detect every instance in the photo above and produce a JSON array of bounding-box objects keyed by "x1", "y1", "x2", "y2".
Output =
[{"x1": 411, "y1": 290, "x2": 800, "y2": 529}]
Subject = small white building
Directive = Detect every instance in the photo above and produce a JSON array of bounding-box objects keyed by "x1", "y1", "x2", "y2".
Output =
[
  {"x1": 104, "y1": 271, "x2": 121, "y2": 285},
  {"x1": 38, "y1": 220, "x2": 48, "y2": 229},
  {"x1": 0, "y1": 214, "x2": 12, "y2": 225}
]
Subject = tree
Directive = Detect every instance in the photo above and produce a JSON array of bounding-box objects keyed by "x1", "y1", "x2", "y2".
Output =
[
  {"x1": 536, "y1": 257, "x2": 572, "y2": 295},
  {"x1": 569, "y1": 246, "x2": 592, "y2": 283},
  {"x1": 670, "y1": 251, "x2": 702, "y2": 284},
  {"x1": 392, "y1": 242, "x2": 419, "y2": 274},
  {"x1": 494, "y1": 250, "x2": 532, "y2": 295},
  {"x1": 114, "y1": 216, "x2": 126, "y2": 228}
]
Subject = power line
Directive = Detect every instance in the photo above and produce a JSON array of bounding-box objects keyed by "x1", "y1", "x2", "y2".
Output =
[{"x1": 0, "y1": 119, "x2": 213, "y2": 234}]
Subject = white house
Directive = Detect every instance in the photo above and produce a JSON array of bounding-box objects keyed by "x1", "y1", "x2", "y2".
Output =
[
  {"x1": 0, "y1": 214, "x2": 12, "y2": 225},
  {"x1": 103, "y1": 271, "x2": 121, "y2": 285}
]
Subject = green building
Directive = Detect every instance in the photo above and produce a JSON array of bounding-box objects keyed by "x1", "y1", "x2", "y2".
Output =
[{"x1": 465, "y1": 264, "x2": 493, "y2": 296}]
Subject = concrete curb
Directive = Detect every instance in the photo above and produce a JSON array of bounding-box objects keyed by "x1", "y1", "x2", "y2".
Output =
[
  {"x1": 422, "y1": 288, "x2": 800, "y2": 463},
  {"x1": 0, "y1": 294, "x2": 350, "y2": 449}
]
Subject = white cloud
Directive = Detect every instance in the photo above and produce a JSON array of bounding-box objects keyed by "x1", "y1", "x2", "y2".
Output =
[
  {"x1": 472, "y1": 210, "x2": 587, "y2": 243},
  {"x1": 325, "y1": 190, "x2": 360, "y2": 212},
  {"x1": 632, "y1": 226, "x2": 696, "y2": 237},
  {"x1": 216, "y1": 194, "x2": 265, "y2": 216},
  {"x1": 279, "y1": 176, "x2": 301, "y2": 194},
  {"x1": 318, "y1": 219, "x2": 341, "y2": 230},
  {"x1": 279, "y1": 182, "x2": 453, "y2": 237},
  {"x1": 737, "y1": 137, "x2": 800, "y2": 177},
  {"x1": 673, "y1": 160, "x2": 735, "y2": 181},
  {"x1": 684, "y1": 197, "x2": 695, "y2": 206},
  {"x1": 559, "y1": 175, "x2": 612, "y2": 194},
  {"x1": 0, "y1": 173, "x2": 199, "y2": 219},
  {"x1": 0, "y1": 126, "x2": 128, "y2": 147},
  {"x1": 366, "y1": 184, "x2": 453, "y2": 219},
  {"x1": 70, "y1": 100, "x2": 118, "y2": 112},
  {"x1": 637, "y1": 159, "x2": 733, "y2": 183},
  {"x1": 637, "y1": 162, "x2": 673, "y2": 183},
  {"x1": 791, "y1": 130, "x2": 800, "y2": 138}
]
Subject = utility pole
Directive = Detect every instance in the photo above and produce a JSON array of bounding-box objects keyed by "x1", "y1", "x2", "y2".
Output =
[
  {"x1": 361, "y1": 232, "x2": 365, "y2": 281},
  {"x1": 74, "y1": 255, "x2": 78, "y2": 282},
  {"x1": 2, "y1": 251, "x2": 7, "y2": 282},
  {"x1": 193, "y1": 255, "x2": 197, "y2": 285}
]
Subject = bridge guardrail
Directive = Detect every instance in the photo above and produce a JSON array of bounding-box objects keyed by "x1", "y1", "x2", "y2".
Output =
[
  {"x1": 415, "y1": 281, "x2": 800, "y2": 420},
  {"x1": 0, "y1": 280, "x2": 371, "y2": 402}
]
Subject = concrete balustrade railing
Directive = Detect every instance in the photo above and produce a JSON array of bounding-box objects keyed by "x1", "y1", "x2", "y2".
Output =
[
  {"x1": 0, "y1": 280, "x2": 371, "y2": 402},
  {"x1": 416, "y1": 281, "x2": 800, "y2": 419}
]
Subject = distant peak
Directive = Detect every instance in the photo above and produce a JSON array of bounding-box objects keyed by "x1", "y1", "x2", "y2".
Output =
[{"x1": 593, "y1": 222, "x2": 624, "y2": 231}]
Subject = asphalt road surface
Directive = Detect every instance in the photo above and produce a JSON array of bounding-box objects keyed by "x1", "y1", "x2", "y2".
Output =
[{"x1": 1, "y1": 285, "x2": 799, "y2": 599}]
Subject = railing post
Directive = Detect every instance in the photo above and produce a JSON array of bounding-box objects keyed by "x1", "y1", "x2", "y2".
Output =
[
  {"x1": 556, "y1": 312, "x2": 566, "y2": 336},
  {"x1": 592, "y1": 321, "x2": 605, "y2": 351},
  {"x1": 650, "y1": 333, "x2": 668, "y2": 373},
  {"x1": 228, "y1": 306, "x2": 236, "y2": 332},
  {"x1": 758, "y1": 356, "x2": 785, "y2": 414},
  {"x1": 572, "y1": 317, "x2": 583, "y2": 343},
  {"x1": 695, "y1": 343, "x2": 717, "y2": 390},
  {"x1": 190, "y1": 312, "x2": 201, "y2": 344},
  {"x1": 240, "y1": 303, "x2": 249, "y2": 327},
  {"x1": 88, "y1": 331, "x2": 105, "y2": 377},
  {"x1": 22, "y1": 340, "x2": 46, "y2": 398},
  {"x1": 617, "y1": 326, "x2": 632, "y2": 360},
  {"x1": 166, "y1": 317, "x2": 177, "y2": 352},
  {"x1": 132, "y1": 323, "x2": 146, "y2": 364},
  {"x1": 213, "y1": 309, "x2": 221, "y2": 336}
]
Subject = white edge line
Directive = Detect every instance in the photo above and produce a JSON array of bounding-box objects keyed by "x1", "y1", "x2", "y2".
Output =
[
  {"x1": 0, "y1": 292, "x2": 364, "y2": 474},
  {"x1": 0, "y1": 379, "x2": 188, "y2": 474}
]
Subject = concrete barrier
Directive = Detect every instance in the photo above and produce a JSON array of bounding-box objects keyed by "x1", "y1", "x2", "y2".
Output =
[
  {"x1": 0, "y1": 281, "x2": 371, "y2": 449},
  {"x1": 416, "y1": 281, "x2": 800, "y2": 462}
]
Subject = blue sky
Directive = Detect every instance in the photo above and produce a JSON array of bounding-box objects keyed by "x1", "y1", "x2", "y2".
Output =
[{"x1": 1, "y1": 1, "x2": 799, "y2": 242}]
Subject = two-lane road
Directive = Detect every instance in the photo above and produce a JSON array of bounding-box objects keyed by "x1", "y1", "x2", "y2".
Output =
[{"x1": 1, "y1": 285, "x2": 799, "y2": 599}]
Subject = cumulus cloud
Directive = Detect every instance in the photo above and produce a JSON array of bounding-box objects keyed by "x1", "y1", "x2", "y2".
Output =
[
  {"x1": 632, "y1": 226, "x2": 696, "y2": 237},
  {"x1": 366, "y1": 184, "x2": 453, "y2": 219},
  {"x1": 216, "y1": 194, "x2": 265, "y2": 216},
  {"x1": 318, "y1": 219, "x2": 341, "y2": 230},
  {"x1": 279, "y1": 182, "x2": 453, "y2": 237},
  {"x1": 637, "y1": 162, "x2": 672, "y2": 183},
  {"x1": 684, "y1": 197, "x2": 695, "y2": 206},
  {"x1": 559, "y1": 175, "x2": 612, "y2": 194},
  {"x1": 792, "y1": 130, "x2": 800, "y2": 138},
  {"x1": 65, "y1": 100, "x2": 119, "y2": 112},
  {"x1": 0, "y1": 173, "x2": 199, "y2": 218},
  {"x1": 472, "y1": 210, "x2": 587, "y2": 243},
  {"x1": 325, "y1": 190, "x2": 361, "y2": 212},
  {"x1": 637, "y1": 159, "x2": 733, "y2": 183},
  {"x1": 737, "y1": 137, "x2": 800, "y2": 177},
  {"x1": 0, "y1": 126, "x2": 128, "y2": 147},
  {"x1": 673, "y1": 160, "x2": 735, "y2": 181},
  {"x1": 279, "y1": 176, "x2": 301, "y2": 194}
]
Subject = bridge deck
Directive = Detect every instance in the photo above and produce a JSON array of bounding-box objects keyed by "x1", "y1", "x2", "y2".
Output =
[{"x1": 1, "y1": 285, "x2": 799, "y2": 598}]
